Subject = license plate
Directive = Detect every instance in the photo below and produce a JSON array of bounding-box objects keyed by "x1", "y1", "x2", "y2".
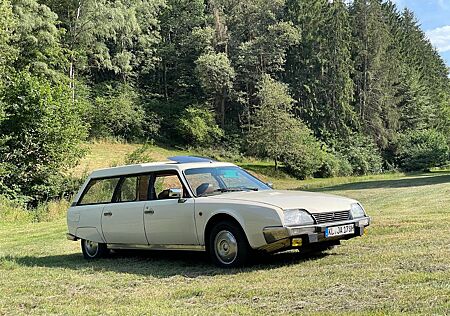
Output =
[{"x1": 325, "y1": 224, "x2": 354, "y2": 238}]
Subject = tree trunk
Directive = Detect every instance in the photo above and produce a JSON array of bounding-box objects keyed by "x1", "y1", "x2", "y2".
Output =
[
  {"x1": 68, "y1": 0, "x2": 83, "y2": 105},
  {"x1": 220, "y1": 87, "x2": 226, "y2": 128},
  {"x1": 163, "y1": 61, "x2": 168, "y2": 100}
]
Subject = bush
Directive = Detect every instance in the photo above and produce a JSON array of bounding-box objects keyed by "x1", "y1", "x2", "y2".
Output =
[
  {"x1": 315, "y1": 151, "x2": 353, "y2": 178},
  {"x1": 177, "y1": 105, "x2": 224, "y2": 146},
  {"x1": 0, "y1": 72, "x2": 87, "y2": 202},
  {"x1": 396, "y1": 129, "x2": 449, "y2": 171},
  {"x1": 281, "y1": 125, "x2": 325, "y2": 179},
  {"x1": 336, "y1": 134, "x2": 383, "y2": 175},
  {"x1": 88, "y1": 83, "x2": 159, "y2": 140}
]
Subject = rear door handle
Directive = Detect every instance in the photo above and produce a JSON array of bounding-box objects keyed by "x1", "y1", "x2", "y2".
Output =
[
  {"x1": 144, "y1": 208, "x2": 154, "y2": 215},
  {"x1": 104, "y1": 211, "x2": 112, "y2": 216}
]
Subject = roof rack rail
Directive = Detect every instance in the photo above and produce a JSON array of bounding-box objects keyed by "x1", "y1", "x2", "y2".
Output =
[{"x1": 167, "y1": 156, "x2": 216, "y2": 164}]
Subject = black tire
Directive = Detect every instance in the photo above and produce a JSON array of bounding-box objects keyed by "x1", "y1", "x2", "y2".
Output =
[
  {"x1": 208, "y1": 221, "x2": 250, "y2": 268},
  {"x1": 81, "y1": 239, "x2": 109, "y2": 260}
]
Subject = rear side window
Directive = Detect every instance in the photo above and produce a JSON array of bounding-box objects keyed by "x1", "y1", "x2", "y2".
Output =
[
  {"x1": 116, "y1": 175, "x2": 151, "y2": 202},
  {"x1": 118, "y1": 176, "x2": 138, "y2": 202},
  {"x1": 78, "y1": 178, "x2": 120, "y2": 205}
]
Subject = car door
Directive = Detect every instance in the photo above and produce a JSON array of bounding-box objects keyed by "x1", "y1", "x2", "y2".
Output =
[
  {"x1": 143, "y1": 171, "x2": 198, "y2": 245},
  {"x1": 101, "y1": 174, "x2": 150, "y2": 245}
]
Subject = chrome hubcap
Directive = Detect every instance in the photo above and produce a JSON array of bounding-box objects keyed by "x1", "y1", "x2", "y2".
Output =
[
  {"x1": 214, "y1": 230, "x2": 238, "y2": 264},
  {"x1": 85, "y1": 240, "x2": 99, "y2": 257}
]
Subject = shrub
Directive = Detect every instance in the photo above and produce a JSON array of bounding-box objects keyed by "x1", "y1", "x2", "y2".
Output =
[
  {"x1": 281, "y1": 130, "x2": 324, "y2": 179},
  {"x1": 315, "y1": 151, "x2": 353, "y2": 178},
  {"x1": 87, "y1": 83, "x2": 159, "y2": 140},
  {"x1": 275, "y1": 122, "x2": 325, "y2": 179},
  {"x1": 0, "y1": 72, "x2": 87, "y2": 202},
  {"x1": 177, "y1": 105, "x2": 224, "y2": 146},
  {"x1": 396, "y1": 129, "x2": 449, "y2": 171},
  {"x1": 336, "y1": 134, "x2": 383, "y2": 175}
]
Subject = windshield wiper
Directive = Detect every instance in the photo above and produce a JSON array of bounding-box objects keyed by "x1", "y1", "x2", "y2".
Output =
[
  {"x1": 199, "y1": 187, "x2": 259, "y2": 197},
  {"x1": 214, "y1": 188, "x2": 245, "y2": 193},
  {"x1": 217, "y1": 187, "x2": 259, "y2": 193}
]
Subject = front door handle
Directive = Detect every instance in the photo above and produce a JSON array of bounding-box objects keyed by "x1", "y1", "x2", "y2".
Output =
[
  {"x1": 104, "y1": 211, "x2": 112, "y2": 216},
  {"x1": 144, "y1": 208, "x2": 154, "y2": 215}
]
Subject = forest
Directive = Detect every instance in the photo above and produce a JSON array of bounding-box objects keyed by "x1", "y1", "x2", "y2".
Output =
[{"x1": 0, "y1": 0, "x2": 449, "y2": 204}]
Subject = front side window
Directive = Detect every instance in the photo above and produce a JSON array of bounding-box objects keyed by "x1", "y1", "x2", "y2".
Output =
[
  {"x1": 184, "y1": 166, "x2": 271, "y2": 197},
  {"x1": 79, "y1": 178, "x2": 120, "y2": 205},
  {"x1": 152, "y1": 172, "x2": 186, "y2": 200}
]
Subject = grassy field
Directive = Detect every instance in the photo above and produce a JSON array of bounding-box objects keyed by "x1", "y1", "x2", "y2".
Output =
[{"x1": 1, "y1": 142, "x2": 450, "y2": 315}]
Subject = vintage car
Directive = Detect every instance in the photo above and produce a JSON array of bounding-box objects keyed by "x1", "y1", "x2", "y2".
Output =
[{"x1": 66, "y1": 156, "x2": 370, "y2": 267}]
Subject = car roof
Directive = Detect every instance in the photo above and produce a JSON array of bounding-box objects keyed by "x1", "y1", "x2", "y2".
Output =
[{"x1": 89, "y1": 156, "x2": 237, "y2": 179}]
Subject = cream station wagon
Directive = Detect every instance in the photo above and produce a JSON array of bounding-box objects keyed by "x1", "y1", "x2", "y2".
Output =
[{"x1": 66, "y1": 156, "x2": 370, "y2": 267}]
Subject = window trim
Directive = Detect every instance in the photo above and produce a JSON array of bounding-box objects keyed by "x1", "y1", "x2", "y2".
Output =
[{"x1": 75, "y1": 169, "x2": 193, "y2": 206}]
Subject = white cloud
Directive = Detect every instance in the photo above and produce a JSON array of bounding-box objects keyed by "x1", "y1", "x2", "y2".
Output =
[{"x1": 426, "y1": 25, "x2": 450, "y2": 52}]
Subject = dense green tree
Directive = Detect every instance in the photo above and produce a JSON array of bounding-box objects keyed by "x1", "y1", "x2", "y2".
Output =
[
  {"x1": 42, "y1": 0, "x2": 164, "y2": 87},
  {"x1": 0, "y1": 0, "x2": 16, "y2": 81},
  {"x1": 396, "y1": 130, "x2": 449, "y2": 171},
  {"x1": 11, "y1": 0, "x2": 65, "y2": 78},
  {"x1": 0, "y1": 0, "x2": 449, "y2": 200},
  {"x1": 248, "y1": 74, "x2": 323, "y2": 177},
  {"x1": 211, "y1": 0, "x2": 299, "y2": 129},
  {"x1": 177, "y1": 105, "x2": 224, "y2": 146},
  {"x1": 195, "y1": 52, "x2": 235, "y2": 127},
  {"x1": 350, "y1": 0, "x2": 400, "y2": 149},
  {"x1": 153, "y1": 0, "x2": 207, "y2": 99},
  {"x1": 0, "y1": 73, "x2": 87, "y2": 201}
]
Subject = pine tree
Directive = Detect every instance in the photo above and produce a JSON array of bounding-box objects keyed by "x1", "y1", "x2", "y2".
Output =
[{"x1": 350, "y1": 0, "x2": 400, "y2": 149}]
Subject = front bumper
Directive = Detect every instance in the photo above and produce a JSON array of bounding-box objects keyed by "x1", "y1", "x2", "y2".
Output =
[{"x1": 261, "y1": 217, "x2": 370, "y2": 252}]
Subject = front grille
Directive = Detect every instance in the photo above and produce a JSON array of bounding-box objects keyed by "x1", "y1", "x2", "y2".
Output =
[{"x1": 312, "y1": 210, "x2": 350, "y2": 224}]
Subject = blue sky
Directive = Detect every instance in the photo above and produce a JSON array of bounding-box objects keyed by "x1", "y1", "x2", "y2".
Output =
[{"x1": 392, "y1": 0, "x2": 450, "y2": 67}]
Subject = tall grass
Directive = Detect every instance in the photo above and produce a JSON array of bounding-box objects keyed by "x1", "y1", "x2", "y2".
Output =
[{"x1": 0, "y1": 196, "x2": 70, "y2": 224}]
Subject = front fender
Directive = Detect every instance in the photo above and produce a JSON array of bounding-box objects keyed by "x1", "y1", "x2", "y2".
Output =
[{"x1": 195, "y1": 200, "x2": 283, "y2": 249}]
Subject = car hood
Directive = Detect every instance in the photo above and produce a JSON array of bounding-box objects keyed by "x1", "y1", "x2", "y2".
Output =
[{"x1": 207, "y1": 190, "x2": 357, "y2": 213}]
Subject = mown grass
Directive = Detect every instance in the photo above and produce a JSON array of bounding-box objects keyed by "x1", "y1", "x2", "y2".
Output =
[{"x1": 1, "y1": 141, "x2": 449, "y2": 315}]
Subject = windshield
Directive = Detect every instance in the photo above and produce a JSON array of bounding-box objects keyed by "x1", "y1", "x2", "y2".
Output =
[{"x1": 184, "y1": 166, "x2": 271, "y2": 197}]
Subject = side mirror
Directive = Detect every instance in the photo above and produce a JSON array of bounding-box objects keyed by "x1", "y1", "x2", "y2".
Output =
[
  {"x1": 168, "y1": 188, "x2": 182, "y2": 199},
  {"x1": 266, "y1": 182, "x2": 274, "y2": 189}
]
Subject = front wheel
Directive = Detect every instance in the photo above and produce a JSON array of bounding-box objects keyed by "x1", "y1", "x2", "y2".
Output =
[
  {"x1": 209, "y1": 221, "x2": 250, "y2": 268},
  {"x1": 81, "y1": 239, "x2": 109, "y2": 259}
]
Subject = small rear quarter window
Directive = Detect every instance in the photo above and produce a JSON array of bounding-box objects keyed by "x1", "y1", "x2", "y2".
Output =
[{"x1": 79, "y1": 178, "x2": 120, "y2": 205}]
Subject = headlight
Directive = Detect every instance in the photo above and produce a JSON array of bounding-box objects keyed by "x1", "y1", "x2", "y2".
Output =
[
  {"x1": 350, "y1": 203, "x2": 366, "y2": 219},
  {"x1": 283, "y1": 209, "x2": 315, "y2": 226}
]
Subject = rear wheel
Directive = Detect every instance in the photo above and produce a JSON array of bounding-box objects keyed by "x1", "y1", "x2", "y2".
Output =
[
  {"x1": 209, "y1": 221, "x2": 250, "y2": 268},
  {"x1": 81, "y1": 239, "x2": 109, "y2": 259}
]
